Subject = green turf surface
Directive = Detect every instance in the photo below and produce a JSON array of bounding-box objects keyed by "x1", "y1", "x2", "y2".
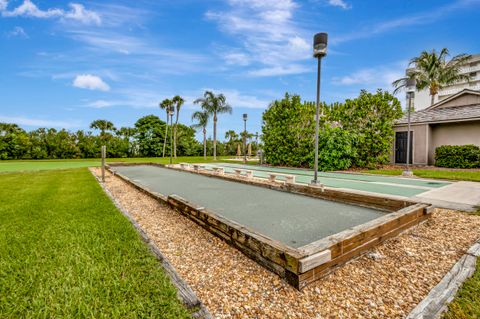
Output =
[
  {"x1": 205, "y1": 163, "x2": 446, "y2": 197},
  {"x1": 0, "y1": 169, "x2": 190, "y2": 318},
  {"x1": 362, "y1": 169, "x2": 480, "y2": 182},
  {"x1": 0, "y1": 156, "x2": 231, "y2": 173}
]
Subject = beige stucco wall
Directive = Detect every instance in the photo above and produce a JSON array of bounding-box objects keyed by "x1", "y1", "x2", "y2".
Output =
[
  {"x1": 428, "y1": 120, "x2": 480, "y2": 163},
  {"x1": 436, "y1": 94, "x2": 480, "y2": 108},
  {"x1": 391, "y1": 124, "x2": 429, "y2": 165}
]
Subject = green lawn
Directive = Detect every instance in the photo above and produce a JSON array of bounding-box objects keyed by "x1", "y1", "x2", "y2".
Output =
[
  {"x1": 0, "y1": 156, "x2": 233, "y2": 173},
  {"x1": 444, "y1": 262, "x2": 480, "y2": 318},
  {"x1": 0, "y1": 168, "x2": 191, "y2": 318},
  {"x1": 361, "y1": 169, "x2": 480, "y2": 182}
]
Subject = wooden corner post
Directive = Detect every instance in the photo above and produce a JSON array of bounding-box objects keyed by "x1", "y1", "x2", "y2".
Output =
[{"x1": 101, "y1": 145, "x2": 106, "y2": 182}]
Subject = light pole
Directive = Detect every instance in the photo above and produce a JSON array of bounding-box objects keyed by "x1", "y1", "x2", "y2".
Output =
[
  {"x1": 403, "y1": 78, "x2": 416, "y2": 177},
  {"x1": 311, "y1": 32, "x2": 328, "y2": 186},
  {"x1": 243, "y1": 113, "x2": 248, "y2": 164},
  {"x1": 169, "y1": 106, "x2": 174, "y2": 165}
]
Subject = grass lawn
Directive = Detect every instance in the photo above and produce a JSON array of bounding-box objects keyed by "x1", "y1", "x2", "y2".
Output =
[
  {"x1": 0, "y1": 168, "x2": 191, "y2": 318},
  {"x1": 444, "y1": 262, "x2": 480, "y2": 318},
  {"x1": 0, "y1": 156, "x2": 233, "y2": 173},
  {"x1": 361, "y1": 169, "x2": 480, "y2": 182}
]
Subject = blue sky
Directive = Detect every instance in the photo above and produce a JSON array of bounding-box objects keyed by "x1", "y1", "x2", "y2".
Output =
[{"x1": 1, "y1": 0, "x2": 479, "y2": 140}]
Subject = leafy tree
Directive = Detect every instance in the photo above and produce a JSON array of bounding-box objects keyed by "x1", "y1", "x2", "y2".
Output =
[
  {"x1": 0, "y1": 123, "x2": 30, "y2": 159},
  {"x1": 159, "y1": 99, "x2": 174, "y2": 157},
  {"x1": 116, "y1": 127, "x2": 138, "y2": 157},
  {"x1": 191, "y1": 110, "x2": 210, "y2": 159},
  {"x1": 134, "y1": 115, "x2": 166, "y2": 157},
  {"x1": 262, "y1": 93, "x2": 317, "y2": 167},
  {"x1": 194, "y1": 91, "x2": 232, "y2": 160},
  {"x1": 224, "y1": 130, "x2": 239, "y2": 156},
  {"x1": 172, "y1": 95, "x2": 185, "y2": 158},
  {"x1": 393, "y1": 48, "x2": 471, "y2": 106},
  {"x1": 89, "y1": 120, "x2": 116, "y2": 141},
  {"x1": 331, "y1": 89, "x2": 403, "y2": 168},
  {"x1": 317, "y1": 125, "x2": 357, "y2": 171}
]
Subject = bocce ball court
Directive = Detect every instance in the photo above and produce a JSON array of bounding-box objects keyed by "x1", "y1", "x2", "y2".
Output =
[{"x1": 109, "y1": 163, "x2": 431, "y2": 289}]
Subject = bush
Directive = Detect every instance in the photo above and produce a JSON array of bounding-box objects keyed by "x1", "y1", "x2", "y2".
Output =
[
  {"x1": 318, "y1": 125, "x2": 357, "y2": 171},
  {"x1": 435, "y1": 145, "x2": 480, "y2": 168}
]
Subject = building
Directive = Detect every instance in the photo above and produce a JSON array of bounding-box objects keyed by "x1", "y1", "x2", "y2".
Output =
[
  {"x1": 409, "y1": 54, "x2": 480, "y2": 110},
  {"x1": 391, "y1": 89, "x2": 480, "y2": 165}
]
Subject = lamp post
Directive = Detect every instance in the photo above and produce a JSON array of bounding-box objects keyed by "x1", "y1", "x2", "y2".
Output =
[
  {"x1": 169, "y1": 106, "x2": 174, "y2": 165},
  {"x1": 243, "y1": 113, "x2": 248, "y2": 164},
  {"x1": 403, "y1": 78, "x2": 416, "y2": 177},
  {"x1": 311, "y1": 32, "x2": 328, "y2": 186}
]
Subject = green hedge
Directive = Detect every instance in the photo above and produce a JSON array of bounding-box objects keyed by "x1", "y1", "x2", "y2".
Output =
[{"x1": 435, "y1": 145, "x2": 480, "y2": 168}]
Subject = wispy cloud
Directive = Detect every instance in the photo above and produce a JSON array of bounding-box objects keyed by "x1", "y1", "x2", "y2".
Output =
[
  {"x1": 6, "y1": 26, "x2": 28, "y2": 38},
  {"x1": 73, "y1": 74, "x2": 110, "y2": 91},
  {"x1": 1, "y1": 1, "x2": 101, "y2": 25},
  {"x1": 0, "y1": 115, "x2": 81, "y2": 128},
  {"x1": 327, "y1": 0, "x2": 351, "y2": 10},
  {"x1": 332, "y1": 61, "x2": 407, "y2": 92},
  {"x1": 206, "y1": 0, "x2": 311, "y2": 77},
  {"x1": 334, "y1": 0, "x2": 480, "y2": 44}
]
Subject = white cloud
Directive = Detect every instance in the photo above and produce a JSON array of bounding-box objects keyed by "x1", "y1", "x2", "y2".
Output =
[
  {"x1": 248, "y1": 64, "x2": 310, "y2": 77},
  {"x1": 1, "y1": 1, "x2": 101, "y2": 25},
  {"x1": 327, "y1": 0, "x2": 351, "y2": 9},
  {"x1": 332, "y1": 61, "x2": 407, "y2": 92},
  {"x1": 6, "y1": 26, "x2": 28, "y2": 38},
  {"x1": 85, "y1": 100, "x2": 113, "y2": 108},
  {"x1": 0, "y1": 115, "x2": 80, "y2": 128},
  {"x1": 73, "y1": 74, "x2": 110, "y2": 91},
  {"x1": 206, "y1": 0, "x2": 311, "y2": 76},
  {"x1": 219, "y1": 89, "x2": 271, "y2": 109},
  {"x1": 2, "y1": 0, "x2": 62, "y2": 18},
  {"x1": 63, "y1": 3, "x2": 101, "y2": 25},
  {"x1": 0, "y1": 0, "x2": 8, "y2": 11}
]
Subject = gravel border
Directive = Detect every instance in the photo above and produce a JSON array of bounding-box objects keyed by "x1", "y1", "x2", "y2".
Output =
[
  {"x1": 90, "y1": 168, "x2": 212, "y2": 319},
  {"x1": 93, "y1": 168, "x2": 480, "y2": 318}
]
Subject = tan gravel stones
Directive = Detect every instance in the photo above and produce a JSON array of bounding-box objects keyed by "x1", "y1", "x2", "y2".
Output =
[{"x1": 93, "y1": 169, "x2": 480, "y2": 319}]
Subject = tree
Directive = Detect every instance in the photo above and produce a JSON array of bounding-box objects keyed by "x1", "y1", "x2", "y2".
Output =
[
  {"x1": 194, "y1": 91, "x2": 232, "y2": 160},
  {"x1": 116, "y1": 127, "x2": 137, "y2": 157},
  {"x1": 134, "y1": 115, "x2": 166, "y2": 157},
  {"x1": 191, "y1": 110, "x2": 210, "y2": 160},
  {"x1": 392, "y1": 48, "x2": 471, "y2": 106},
  {"x1": 0, "y1": 123, "x2": 30, "y2": 159},
  {"x1": 159, "y1": 99, "x2": 174, "y2": 157},
  {"x1": 89, "y1": 120, "x2": 116, "y2": 140},
  {"x1": 331, "y1": 89, "x2": 403, "y2": 168},
  {"x1": 172, "y1": 95, "x2": 185, "y2": 158}
]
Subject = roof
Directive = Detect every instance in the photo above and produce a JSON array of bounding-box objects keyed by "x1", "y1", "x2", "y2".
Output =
[
  {"x1": 396, "y1": 104, "x2": 480, "y2": 125},
  {"x1": 425, "y1": 88, "x2": 480, "y2": 110}
]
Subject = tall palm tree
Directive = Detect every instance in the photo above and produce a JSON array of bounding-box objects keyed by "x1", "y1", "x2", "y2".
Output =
[
  {"x1": 90, "y1": 119, "x2": 116, "y2": 141},
  {"x1": 191, "y1": 110, "x2": 210, "y2": 160},
  {"x1": 159, "y1": 99, "x2": 173, "y2": 157},
  {"x1": 194, "y1": 91, "x2": 232, "y2": 160},
  {"x1": 393, "y1": 48, "x2": 471, "y2": 106},
  {"x1": 172, "y1": 95, "x2": 185, "y2": 158}
]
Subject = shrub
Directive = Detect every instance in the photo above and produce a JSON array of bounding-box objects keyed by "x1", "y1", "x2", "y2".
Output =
[
  {"x1": 435, "y1": 145, "x2": 480, "y2": 168},
  {"x1": 318, "y1": 125, "x2": 357, "y2": 171}
]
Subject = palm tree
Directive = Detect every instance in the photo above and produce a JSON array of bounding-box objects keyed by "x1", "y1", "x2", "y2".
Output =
[
  {"x1": 90, "y1": 119, "x2": 116, "y2": 141},
  {"x1": 224, "y1": 130, "x2": 238, "y2": 142},
  {"x1": 194, "y1": 91, "x2": 232, "y2": 160},
  {"x1": 159, "y1": 99, "x2": 173, "y2": 157},
  {"x1": 191, "y1": 110, "x2": 210, "y2": 160},
  {"x1": 393, "y1": 48, "x2": 471, "y2": 106},
  {"x1": 172, "y1": 95, "x2": 185, "y2": 158}
]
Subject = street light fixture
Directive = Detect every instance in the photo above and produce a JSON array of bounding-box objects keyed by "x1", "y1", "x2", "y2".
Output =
[
  {"x1": 243, "y1": 113, "x2": 248, "y2": 164},
  {"x1": 403, "y1": 78, "x2": 416, "y2": 177},
  {"x1": 311, "y1": 32, "x2": 328, "y2": 186}
]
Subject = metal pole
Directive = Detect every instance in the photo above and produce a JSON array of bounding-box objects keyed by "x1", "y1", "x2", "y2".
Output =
[
  {"x1": 101, "y1": 145, "x2": 106, "y2": 182},
  {"x1": 312, "y1": 57, "x2": 322, "y2": 185},
  {"x1": 243, "y1": 119, "x2": 247, "y2": 164},
  {"x1": 170, "y1": 113, "x2": 173, "y2": 165},
  {"x1": 406, "y1": 93, "x2": 412, "y2": 172}
]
